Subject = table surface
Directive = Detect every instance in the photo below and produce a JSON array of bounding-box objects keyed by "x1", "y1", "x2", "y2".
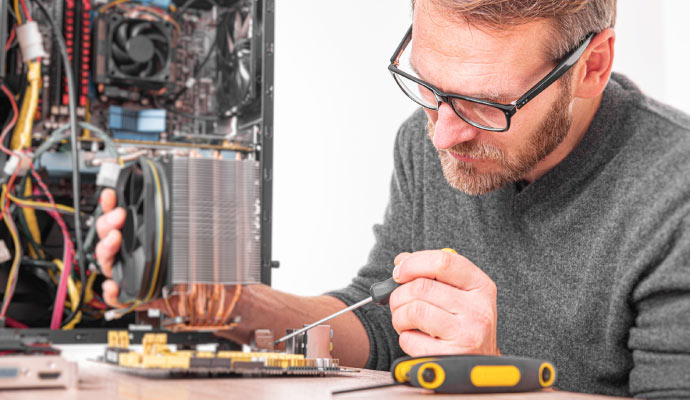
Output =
[{"x1": 0, "y1": 360, "x2": 631, "y2": 400}]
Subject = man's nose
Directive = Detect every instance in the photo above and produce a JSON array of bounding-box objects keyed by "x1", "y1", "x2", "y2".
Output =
[{"x1": 432, "y1": 103, "x2": 480, "y2": 150}]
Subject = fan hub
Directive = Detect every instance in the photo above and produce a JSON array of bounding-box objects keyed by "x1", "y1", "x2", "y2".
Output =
[{"x1": 126, "y1": 36, "x2": 155, "y2": 64}]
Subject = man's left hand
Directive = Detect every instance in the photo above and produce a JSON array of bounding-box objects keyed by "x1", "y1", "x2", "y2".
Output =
[{"x1": 388, "y1": 249, "x2": 500, "y2": 357}]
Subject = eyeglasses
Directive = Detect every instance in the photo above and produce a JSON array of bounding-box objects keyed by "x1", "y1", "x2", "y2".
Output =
[{"x1": 388, "y1": 26, "x2": 595, "y2": 132}]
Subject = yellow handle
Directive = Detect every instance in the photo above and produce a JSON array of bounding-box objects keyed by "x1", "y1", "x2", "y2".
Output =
[{"x1": 441, "y1": 248, "x2": 458, "y2": 254}]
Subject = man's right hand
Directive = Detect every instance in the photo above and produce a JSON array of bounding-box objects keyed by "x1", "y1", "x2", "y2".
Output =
[{"x1": 94, "y1": 188, "x2": 127, "y2": 307}]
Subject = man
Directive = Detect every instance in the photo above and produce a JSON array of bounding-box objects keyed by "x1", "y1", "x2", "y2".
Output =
[{"x1": 95, "y1": 0, "x2": 690, "y2": 397}]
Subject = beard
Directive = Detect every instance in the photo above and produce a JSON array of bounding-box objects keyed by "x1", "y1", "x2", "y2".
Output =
[{"x1": 429, "y1": 85, "x2": 574, "y2": 195}]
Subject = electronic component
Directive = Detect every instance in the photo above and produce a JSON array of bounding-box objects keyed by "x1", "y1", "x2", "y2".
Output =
[
  {"x1": 93, "y1": 15, "x2": 173, "y2": 90},
  {"x1": 110, "y1": 155, "x2": 261, "y2": 330},
  {"x1": 0, "y1": 333, "x2": 77, "y2": 390},
  {"x1": 250, "y1": 329, "x2": 274, "y2": 351},
  {"x1": 102, "y1": 331, "x2": 345, "y2": 377},
  {"x1": 0, "y1": 355, "x2": 78, "y2": 389},
  {"x1": 108, "y1": 106, "x2": 166, "y2": 141},
  {"x1": 284, "y1": 324, "x2": 334, "y2": 361}
]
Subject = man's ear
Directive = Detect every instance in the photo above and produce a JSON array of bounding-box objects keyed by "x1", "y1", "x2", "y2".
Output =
[{"x1": 572, "y1": 28, "x2": 615, "y2": 99}]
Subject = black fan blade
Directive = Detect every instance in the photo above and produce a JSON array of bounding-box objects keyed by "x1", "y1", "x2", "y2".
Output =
[
  {"x1": 136, "y1": 223, "x2": 146, "y2": 241},
  {"x1": 127, "y1": 169, "x2": 144, "y2": 205},
  {"x1": 234, "y1": 12, "x2": 250, "y2": 40},
  {"x1": 130, "y1": 21, "x2": 152, "y2": 39},
  {"x1": 116, "y1": 22, "x2": 129, "y2": 48},
  {"x1": 234, "y1": 71, "x2": 249, "y2": 98},
  {"x1": 139, "y1": 60, "x2": 155, "y2": 78},
  {"x1": 111, "y1": 42, "x2": 132, "y2": 66},
  {"x1": 119, "y1": 62, "x2": 145, "y2": 76},
  {"x1": 152, "y1": 49, "x2": 165, "y2": 73},
  {"x1": 147, "y1": 32, "x2": 167, "y2": 46}
]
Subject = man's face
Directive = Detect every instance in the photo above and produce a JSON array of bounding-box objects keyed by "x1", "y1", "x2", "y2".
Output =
[{"x1": 412, "y1": 2, "x2": 575, "y2": 195}]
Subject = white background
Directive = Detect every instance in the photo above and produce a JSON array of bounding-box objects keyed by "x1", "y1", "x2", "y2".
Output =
[{"x1": 271, "y1": 1, "x2": 690, "y2": 296}]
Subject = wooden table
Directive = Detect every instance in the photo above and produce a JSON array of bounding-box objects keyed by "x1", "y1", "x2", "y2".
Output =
[{"x1": 0, "y1": 361, "x2": 628, "y2": 400}]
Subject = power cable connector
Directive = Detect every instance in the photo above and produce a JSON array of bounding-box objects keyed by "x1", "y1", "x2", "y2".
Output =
[
  {"x1": 2, "y1": 153, "x2": 32, "y2": 178},
  {"x1": 96, "y1": 162, "x2": 122, "y2": 188},
  {"x1": 15, "y1": 21, "x2": 47, "y2": 62}
]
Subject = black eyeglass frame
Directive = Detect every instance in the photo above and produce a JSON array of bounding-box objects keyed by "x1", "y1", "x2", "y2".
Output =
[{"x1": 388, "y1": 26, "x2": 596, "y2": 132}]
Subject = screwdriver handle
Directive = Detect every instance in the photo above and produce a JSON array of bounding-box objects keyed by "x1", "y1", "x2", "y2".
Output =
[{"x1": 370, "y1": 277, "x2": 400, "y2": 305}]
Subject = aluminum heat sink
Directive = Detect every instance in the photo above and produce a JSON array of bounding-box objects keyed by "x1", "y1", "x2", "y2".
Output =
[{"x1": 169, "y1": 157, "x2": 262, "y2": 286}]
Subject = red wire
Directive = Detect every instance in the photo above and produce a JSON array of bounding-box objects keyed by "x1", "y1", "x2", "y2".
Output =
[
  {"x1": 0, "y1": 84, "x2": 19, "y2": 157},
  {"x1": 19, "y1": 0, "x2": 32, "y2": 22},
  {"x1": 5, "y1": 26, "x2": 15, "y2": 52},
  {"x1": 89, "y1": 299, "x2": 107, "y2": 310},
  {"x1": 4, "y1": 316, "x2": 28, "y2": 328}
]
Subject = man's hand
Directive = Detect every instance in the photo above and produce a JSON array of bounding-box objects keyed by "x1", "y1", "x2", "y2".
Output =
[
  {"x1": 388, "y1": 249, "x2": 500, "y2": 357},
  {"x1": 94, "y1": 188, "x2": 127, "y2": 307}
]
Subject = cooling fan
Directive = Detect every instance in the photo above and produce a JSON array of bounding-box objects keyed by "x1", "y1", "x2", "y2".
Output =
[
  {"x1": 112, "y1": 158, "x2": 170, "y2": 303},
  {"x1": 95, "y1": 15, "x2": 173, "y2": 89},
  {"x1": 217, "y1": 9, "x2": 255, "y2": 110}
]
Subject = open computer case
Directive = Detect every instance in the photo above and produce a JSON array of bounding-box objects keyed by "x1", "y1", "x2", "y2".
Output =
[{"x1": 0, "y1": 0, "x2": 275, "y2": 344}]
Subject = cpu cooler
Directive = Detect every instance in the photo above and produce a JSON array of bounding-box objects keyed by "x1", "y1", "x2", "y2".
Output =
[
  {"x1": 112, "y1": 156, "x2": 262, "y2": 329},
  {"x1": 93, "y1": 14, "x2": 173, "y2": 89}
]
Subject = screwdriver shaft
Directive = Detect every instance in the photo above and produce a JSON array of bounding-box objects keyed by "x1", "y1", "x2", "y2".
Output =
[{"x1": 274, "y1": 296, "x2": 373, "y2": 344}]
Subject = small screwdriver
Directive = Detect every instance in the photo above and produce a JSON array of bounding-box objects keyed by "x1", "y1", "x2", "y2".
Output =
[{"x1": 274, "y1": 248, "x2": 457, "y2": 345}]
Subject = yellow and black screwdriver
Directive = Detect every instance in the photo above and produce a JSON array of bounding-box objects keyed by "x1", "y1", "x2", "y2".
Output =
[
  {"x1": 274, "y1": 249, "x2": 457, "y2": 345},
  {"x1": 333, "y1": 354, "x2": 556, "y2": 395}
]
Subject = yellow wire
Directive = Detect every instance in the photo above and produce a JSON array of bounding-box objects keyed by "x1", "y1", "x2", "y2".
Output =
[
  {"x1": 55, "y1": 259, "x2": 82, "y2": 330},
  {"x1": 84, "y1": 271, "x2": 98, "y2": 305},
  {"x1": 13, "y1": 0, "x2": 22, "y2": 24},
  {"x1": 0, "y1": 186, "x2": 21, "y2": 314},
  {"x1": 99, "y1": 0, "x2": 129, "y2": 13},
  {"x1": 5, "y1": 190, "x2": 76, "y2": 214},
  {"x1": 22, "y1": 180, "x2": 44, "y2": 259},
  {"x1": 10, "y1": 60, "x2": 41, "y2": 150}
]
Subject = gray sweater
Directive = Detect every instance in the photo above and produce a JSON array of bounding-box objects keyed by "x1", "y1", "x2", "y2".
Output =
[{"x1": 328, "y1": 73, "x2": 690, "y2": 398}]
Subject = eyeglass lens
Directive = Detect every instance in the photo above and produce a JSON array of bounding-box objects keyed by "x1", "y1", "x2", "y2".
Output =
[{"x1": 393, "y1": 71, "x2": 508, "y2": 129}]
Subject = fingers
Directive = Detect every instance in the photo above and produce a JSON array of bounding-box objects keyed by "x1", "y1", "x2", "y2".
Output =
[
  {"x1": 394, "y1": 252, "x2": 411, "y2": 266},
  {"x1": 96, "y1": 207, "x2": 126, "y2": 240},
  {"x1": 393, "y1": 249, "x2": 492, "y2": 291},
  {"x1": 95, "y1": 229, "x2": 122, "y2": 277},
  {"x1": 100, "y1": 188, "x2": 118, "y2": 213},
  {"x1": 389, "y1": 277, "x2": 480, "y2": 315},
  {"x1": 399, "y1": 330, "x2": 477, "y2": 357},
  {"x1": 102, "y1": 279, "x2": 127, "y2": 308},
  {"x1": 391, "y1": 299, "x2": 461, "y2": 339}
]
